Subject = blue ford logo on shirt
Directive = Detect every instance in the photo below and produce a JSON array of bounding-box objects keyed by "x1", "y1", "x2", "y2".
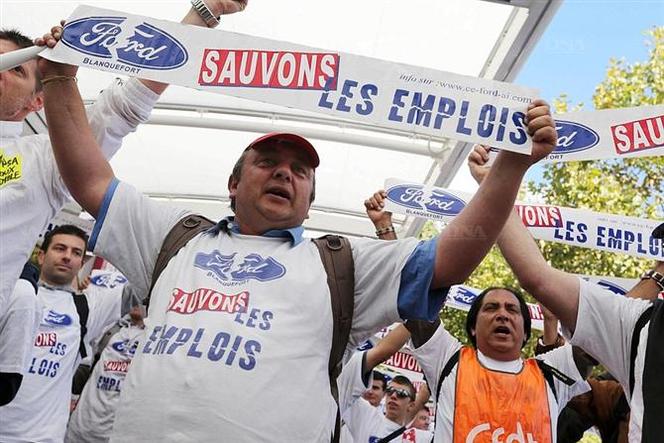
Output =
[
  {"x1": 62, "y1": 17, "x2": 188, "y2": 69},
  {"x1": 451, "y1": 286, "x2": 478, "y2": 306},
  {"x1": 553, "y1": 120, "x2": 600, "y2": 154},
  {"x1": 386, "y1": 185, "x2": 466, "y2": 216},
  {"x1": 91, "y1": 273, "x2": 128, "y2": 289},
  {"x1": 44, "y1": 310, "x2": 73, "y2": 326}
]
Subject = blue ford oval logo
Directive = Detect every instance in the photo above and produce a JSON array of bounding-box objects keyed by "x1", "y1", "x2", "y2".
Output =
[
  {"x1": 111, "y1": 340, "x2": 127, "y2": 353},
  {"x1": 62, "y1": 17, "x2": 188, "y2": 70},
  {"x1": 452, "y1": 287, "x2": 478, "y2": 306},
  {"x1": 553, "y1": 120, "x2": 600, "y2": 154},
  {"x1": 386, "y1": 185, "x2": 466, "y2": 216},
  {"x1": 91, "y1": 273, "x2": 128, "y2": 289},
  {"x1": 44, "y1": 310, "x2": 73, "y2": 326}
]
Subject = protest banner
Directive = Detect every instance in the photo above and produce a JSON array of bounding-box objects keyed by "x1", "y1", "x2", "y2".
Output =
[
  {"x1": 383, "y1": 178, "x2": 664, "y2": 260},
  {"x1": 546, "y1": 105, "x2": 664, "y2": 162},
  {"x1": 39, "y1": 5, "x2": 539, "y2": 154}
]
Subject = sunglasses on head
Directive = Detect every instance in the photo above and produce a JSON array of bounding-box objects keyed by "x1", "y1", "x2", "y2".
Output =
[{"x1": 385, "y1": 386, "x2": 413, "y2": 400}]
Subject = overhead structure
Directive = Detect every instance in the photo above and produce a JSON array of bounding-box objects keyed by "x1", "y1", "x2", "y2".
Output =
[{"x1": 11, "y1": 0, "x2": 561, "y2": 239}]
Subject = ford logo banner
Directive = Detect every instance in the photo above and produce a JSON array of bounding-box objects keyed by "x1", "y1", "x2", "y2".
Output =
[
  {"x1": 385, "y1": 184, "x2": 466, "y2": 217},
  {"x1": 62, "y1": 17, "x2": 188, "y2": 70},
  {"x1": 451, "y1": 286, "x2": 478, "y2": 306},
  {"x1": 553, "y1": 120, "x2": 600, "y2": 154}
]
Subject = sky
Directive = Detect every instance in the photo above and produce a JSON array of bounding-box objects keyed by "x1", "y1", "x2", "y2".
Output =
[{"x1": 515, "y1": 0, "x2": 662, "y2": 186}]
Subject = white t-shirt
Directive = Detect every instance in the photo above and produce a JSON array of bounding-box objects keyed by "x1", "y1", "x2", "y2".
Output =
[
  {"x1": 91, "y1": 181, "x2": 429, "y2": 442},
  {"x1": 0, "y1": 279, "x2": 41, "y2": 374},
  {"x1": 338, "y1": 351, "x2": 432, "y2": 443},
  {"x1": 412, "y1": 324, "x2": 588, "y2": 442},
  {"x1": 345, "y1": 397, "x2": 432, "y2": 443},
  {"x1": 66, "y1": 322, "x2": 145, "y2": 443},
  {"x1": 565, "y1": 278, "x2": 652, "y2": 442},
  {"x1": 0, "y1": 78, "x2": 159, "y2": 315},
  {"x1": 0, "y1": 285, "x2": 121, "y2": 443}
]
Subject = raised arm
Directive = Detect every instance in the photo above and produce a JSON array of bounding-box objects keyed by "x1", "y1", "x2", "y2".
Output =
[
  {"x1": 139, "y1": 0, "x2": 248, "y2": 94},
  {"x1": 467, "y1": 144, "x2": 580, "y2": 332},
  {"x1": 364, "y1": 324, "x2": 411, "y2": 372},
  {"x1": 432, "y1": 100, "x2": 557, "y2": 288},
  {"x1": 364, "y1": 190, "x2": 397, "y2": 240}
]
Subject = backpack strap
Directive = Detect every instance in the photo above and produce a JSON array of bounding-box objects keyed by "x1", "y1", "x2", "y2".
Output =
[
  {"x1": 629, "y1": 305, "x2": 653, "y2": 396},
  {"x1": 72, "y1": 293, "x2": 89, "y2": 359},
  {"x1": 435, "y1": 349, "x2": 460, "y2": 409},
  {"x1": 147, "y1": 214, "x2": 216, "y2": 308},
  {"x1": 535, "y1": 358, "x2": 575, "y2": 403},
  {"x1": 312, "y1": 235, "x2": 355, "y2": 443}
]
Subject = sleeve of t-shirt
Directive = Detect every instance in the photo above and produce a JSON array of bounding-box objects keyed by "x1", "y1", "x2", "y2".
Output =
[
  {"x1": 338, "y1": 351, "x2": 370, "y2": 418},
  {"x1": 411, "y1": 323, "x2": 462, "y2": 395},
  {"x1": 349, "y1": 237, "x2": 447, "y2": 346},
  {"x1": 87, "y1": 78, "x2": 159, "y2": 159},
  {"x1": 84, "y1": 284, "x2": 123, "y2": 353},
  {"x1": 536, "y1": 344, "x2": 591, "y2": 409},
  {"x1": 89, "y1": 179, "x2": 190, "y2": 296},
  {"x1": 562, "y1": 278, "x2": 651, "y2": 391},
  {"x1": 0, "y1": 279, "x2": 41, "y2": 373},
  {"x1": 344, "y1": 396, "x2": 382, "y2": 439}
]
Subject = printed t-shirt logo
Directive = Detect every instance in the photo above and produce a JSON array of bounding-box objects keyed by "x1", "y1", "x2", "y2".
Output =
[
  {"x1": 166, "y1": 288, "x2": 249, "y2": 315},
  {"x1": 103, "y1": 360, "x2": 130, "y2": 373},
  {"x1": 194, "y1": 250, "x2": 286, "y2": 284},
  {"x1": 43, "y1": 310, "x2": 73, "y2": 326},
  {"x1": 0, "y1": 149, "x2": 22, "y2": 187},
  {"x1": 91, "y1": 272, "x2": 128, "y2": 289},
  {"x1": 111, "y1": 339, "x2": 139, "y2": 356},
  {"x1": 62, "y1": 16, "x2": 188, "y2": 69}
]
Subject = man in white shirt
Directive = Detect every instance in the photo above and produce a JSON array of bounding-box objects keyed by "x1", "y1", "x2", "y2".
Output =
[
  {"x1": 41, "y1": 26, "x2": 557, "y2": 438},
  {"x1": 0, "y1": 225, "x2": 120, "y2": 442},
  {"x1": 0, "y1": 0, "x2": 247, "y2": 405},
  {"x1": 469, "y1": 144, "x2": 664, "y2": 443}
]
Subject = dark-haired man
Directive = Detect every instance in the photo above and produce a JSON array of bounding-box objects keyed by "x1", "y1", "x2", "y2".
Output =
[
  {"x1": 0, "y1": 225, "x2": 122, "y2": 442},
  {"x1": 469, "y1": 144, "x2": 664, "y2": 442},
  {"x1": 406, "y1": 287, "x2": 589, "y2": 442},
  {"x1": 363, "y1": 370, "x2": 387, "y2": 408}
]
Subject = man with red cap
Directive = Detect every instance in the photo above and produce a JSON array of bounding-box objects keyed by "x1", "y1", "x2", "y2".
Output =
[{"x1": 40, "y1": 29, "x2": 558, "y2": 443}]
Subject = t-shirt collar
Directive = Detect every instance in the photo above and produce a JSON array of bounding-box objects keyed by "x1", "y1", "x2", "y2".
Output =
[
  {"x1": 219, "y1": 216, "x2": 305, "y2": 246},
  {"x1": 0, "y1": 120, "x2": 24, "y2": 140}
]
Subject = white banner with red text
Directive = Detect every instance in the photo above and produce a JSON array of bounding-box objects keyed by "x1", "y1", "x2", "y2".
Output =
[
  {"x1": 544, "y1": 105, "x2": 664, "y2": 162},
  {"x1": 383, "y1": 178, "x2": 664, "y2": 260},
  {"x1": 40, "y1": 5, "x2": 541, "y2": 154}
]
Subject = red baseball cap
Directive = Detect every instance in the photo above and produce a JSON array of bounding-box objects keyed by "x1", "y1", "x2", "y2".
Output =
[{"x1": 245, "y1": 132, "x2": 320, "y2": 168}]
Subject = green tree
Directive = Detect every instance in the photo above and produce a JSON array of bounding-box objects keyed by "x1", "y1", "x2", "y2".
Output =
[{"x1": 438, "y1": 27, "x2": 664, "y2": 355}]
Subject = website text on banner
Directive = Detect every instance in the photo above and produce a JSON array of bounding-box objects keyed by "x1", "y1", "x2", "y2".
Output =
[
  {"x1": 41, "y1": 5, "x2": 538, "y2": 154},
  {"x1": 545, "y1": 105, "x2": 663, "y2": 162},
  {"x1": 383, "y1": 178, "x2": 664, "y2": 261}
]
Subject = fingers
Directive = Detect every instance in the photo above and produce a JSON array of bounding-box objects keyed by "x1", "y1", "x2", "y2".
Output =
[
  {"x1": 468, "y1": 145, "x2": 490, "y2": 167},
  {"x1": 364, "y1": 190, "x2": 387, "y2": 211},
  {"x1": 37, "y1": 23, "x2": 65, "y2": 48}
]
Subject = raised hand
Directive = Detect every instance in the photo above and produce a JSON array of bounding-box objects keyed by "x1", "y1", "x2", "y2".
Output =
[
  {"x1": 524, "y1": 99, "x2": 557, "y2": 164},
  {"x1": 364, "y1": 190, "x2": 393, "y2": 229},
  {"x1": 467, "y1": 144, "x2": 492, "y2": 185}
]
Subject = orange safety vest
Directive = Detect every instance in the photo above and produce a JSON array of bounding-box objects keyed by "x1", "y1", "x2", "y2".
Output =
[{"x1": 453, "y1": 347, "x2": 553, "y2": 443}]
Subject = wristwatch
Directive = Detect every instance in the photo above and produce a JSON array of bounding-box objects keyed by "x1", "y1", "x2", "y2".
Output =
[
  {"x1": 640, "y1": 269, "x2": 664, "y2": 291},
  {"x1": 190, "y1": 0, "x2": 220, "y2": 27}
]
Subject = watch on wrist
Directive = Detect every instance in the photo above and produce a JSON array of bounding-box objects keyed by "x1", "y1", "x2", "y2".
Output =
[
  {"x1": 640, "y1": 269, "x2": 664, "y2": 291},
  {"x1": 190, "y1": 0, "x2": 220, "y2": 27}
]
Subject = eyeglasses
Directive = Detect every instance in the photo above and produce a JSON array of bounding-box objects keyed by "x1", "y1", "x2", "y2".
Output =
[{"x1": 385, "y1": 386, "x2": 413, "y2": 400}]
